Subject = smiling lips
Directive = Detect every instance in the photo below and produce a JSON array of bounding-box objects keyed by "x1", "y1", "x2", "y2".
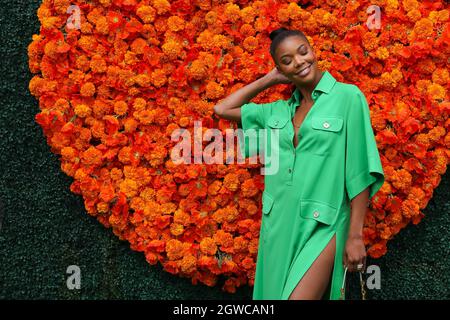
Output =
[{"x1": 296, "y1": 64, "x2": 312, "y2": 77}]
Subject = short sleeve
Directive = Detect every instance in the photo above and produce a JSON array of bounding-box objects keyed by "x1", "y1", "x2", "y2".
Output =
[
  {"x1": 345, "y1": 89, "x2": 385, "y2": 202},
  {"x1": 237, "y1": 102, "x2": 268, "y2": 159}
]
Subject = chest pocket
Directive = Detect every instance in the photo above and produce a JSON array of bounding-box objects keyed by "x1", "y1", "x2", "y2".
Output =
[
  {"x1": 267, "y1": 115, "x2": 289, "y2": 129},
  {"x1": 300, "y1": 199, "x2": 338, "y2": 225},
  {"x1": 310, "y1": 116, "x2": 343, "y2": 156},
  {"x1": 265, "y1": 115, "x2": 290, "y2": 155}
]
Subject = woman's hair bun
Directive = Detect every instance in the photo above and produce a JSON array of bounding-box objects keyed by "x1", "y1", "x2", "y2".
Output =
[{"x1": 269, "y1": 27, "x2": 289, "y2": 41}]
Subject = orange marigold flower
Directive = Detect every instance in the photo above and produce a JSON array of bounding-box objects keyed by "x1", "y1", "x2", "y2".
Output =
[
  {"x1": 287, "y1": 2, "x2": 303, "y2": 20},
  {"x1": 74, "y1": 104, "x2": 92, "y2": 118},
  {"x1": 213, "y1": 230, "x2": 234, "y2": 247},
  {"x1": 362, "y1": 31, "x2": 379, "y2": 51},
  {"x1": 162, "y1": 39, "x2": 183, "y2": 60},
  {"x1": 61, "y1": 146, "x2": 77, "y2": 160},
  {"x1": 110, "y1": 167, "x2": 123, "y2": 181},
  {"x1": 77, "y1": 35, "x2": 98, "y2": 52},
  {"x1": 150, "y1": 69, "x2": 167, "y2": 87},
  {"x1": 100, "y1": 183, "x2": 115, "y2": 203},
  {"x1": 205, "y1": 81, "x2": 224, "y2": 99},
  {"x1": 166, "y1": 239, "x2": 184, "y2": 260},
  {"x1": 375, "y1": 47, "x2": 389, "y2": 60},
  {"x1": 136, "y1": 109, "x2": 157, "y2": 125},
  {"x1": 277, "y1": 7, "x2": 290, "y2": 22},
  {"x1": 123, "y1": 118, "x2": 138, "y2": 133},
  {"x1": 95, "y1": 16, "x2": 109, "y2": 35},
  {"x1": 200, "y1": 237, "x2": 217, "y2": 255},
  {"x1": 233, "y1": 236, "x2": 248, "y2": 253},
  {"x1": 224, "y1": 3, "x2": 241, "y2": 22},
  {"x1": 81, "y1": 146, "x2": 103, "y2": 166},
  {"x1": 241, "y1": 257, "x2": 254, "y2": 270},
  {"x1": 427, "y1": 83, "x2": 446, "y2": 100},
  {"x1": 119, "y1": 178, "x2": 139, "y2": 198},
  {"x1": 90, "y1": 54, "x2": 107, "y2": 73},
  {"x1": 402, "y1": 0, "x2": 419, "y2": 12},
  {"x1": 243, "y1": 36, "x2": 258, "y2": 52},
  {"x1": 205, "y1": 11, "x2": 217, "y2": 24},
  {"x1": 80, "y1": 82, "x2": 96, "y2": 97},
  {"x1": 223, "y1": 173, "x2": 240, "y2": 192},
  {"x1": 188, "y1": 60, "x2": 208, "y2": 80},
  {"x1": 180, "y1": 254, "x2": 197, "y2": 274},
  {"x1": 429, "y1": 9, "x2": 449, "y2": 24},
  {"x1": 207, "y1": 180, "x2": 222, "y2": 196},
  {"x1": 174, "y1": 209, "x2": 190, "y2": 226},
  {"x1": 240, "y1": 7, "x2": 256, "y2": 24},
  {"x1": 130, "y1": 38, "x2": 147, "y2": 55},
  {"x1": 97, "y1": 201, "x2": 110, "y2": 214},
  {"x1": 136, "y1": 5, "x2": 156, "y2": 23},
  {"x1": 153, "y1": 0, "x2": 171, "y2": 15},
  {"x1": 413, "y1": 18, "x2": 434, "y2": 39},
  {"x1": 248, "y1": 238, "x2": 259, "y2": 254},
  {"x1": 432, "y1": 68, "x2": 449, "y2": 85},
  {"x1": 178, "y1": 116, "x2": 190, "y2": 127},
  {"x1": 240, "y1": 24, "x2": 255, "y2": 37},
  {"x1": 213, "y1": 205, "x2": 239, "y2": 224},
  {"x1": 401, "y1": 198, "x2": 420, "y2": 218},
  {"x1": 145, "y1": 252, "x2": 159, "y2": 265},
  {"x1": 41, "y1": 16, "x2": 62, "y2": 29},
  {"x1": 170, "y1": 223, "x2": 184, "y2": 236},
  {"x1": 140, "y1": 187, "x2": 156, "y2": 201},
  {"x1": 241, "y1": 179, "x2": 259, "y2": 198},
  {"x1": 133, "y1": 97, "x2": 147, "y2": 112},
  {"x1": 118, "y1": 146, "x2": 133, "y2": 164},
  {"x1": 114, "y1": 100, "x2": 128, "y2": 116},
  {"x1": 167, "y1": 16, "x2": 185, "y2": 32},
  {"x1": 124, "y1": 51, "x2": 139, "y2": 65}
]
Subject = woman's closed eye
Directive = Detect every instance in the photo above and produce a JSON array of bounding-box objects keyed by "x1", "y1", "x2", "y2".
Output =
[{"x1": 282, "y1": 50, "x2": 308, "y2": 65}]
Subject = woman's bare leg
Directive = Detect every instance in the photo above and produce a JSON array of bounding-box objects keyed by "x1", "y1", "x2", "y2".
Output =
[{"x1": 288, "y1": 234, "x2": 336, "y2": 300}]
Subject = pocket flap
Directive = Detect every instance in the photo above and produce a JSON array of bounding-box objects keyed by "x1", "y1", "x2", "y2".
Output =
[
  {"x1": 262, "y1": 191, "x2": 274, "y2": 215},
  {"x1": 311, "y1": 117, "x2": 343, "y2": 132},
  {"x1": 300, "y1": 200, "x2": 337, "y2": 225},
  {"x1": 267, "y1": 115, "x2": 289, "y2": 129}
]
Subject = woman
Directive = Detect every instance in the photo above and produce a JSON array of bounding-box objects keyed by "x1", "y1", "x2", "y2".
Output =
[{"x1": 213, "y1": 27, "x2": 385, "y2": 300}]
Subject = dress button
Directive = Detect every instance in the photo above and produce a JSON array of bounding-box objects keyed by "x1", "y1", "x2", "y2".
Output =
[
  {"x1": 313, "y1": 210, "x2": 320, "y2": 218},
  {"x1": 288, "y1": 168, "x2": 292, "y2": 173},
  {"x1": 323, "y1": 122, "x2": 330, "y2": 129},
  {"x1": 275, "y1": 120, "x2": 279, "y2": 126}
]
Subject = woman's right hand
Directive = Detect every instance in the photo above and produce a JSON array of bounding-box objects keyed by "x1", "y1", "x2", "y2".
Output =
[{"x1": 265, "y1": 67, "x2": 292, "y2": 85}]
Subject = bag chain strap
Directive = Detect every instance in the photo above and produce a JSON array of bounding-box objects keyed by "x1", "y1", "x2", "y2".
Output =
[{"x1": 339, "y1": 266, "x2": 367, "y2": 300}]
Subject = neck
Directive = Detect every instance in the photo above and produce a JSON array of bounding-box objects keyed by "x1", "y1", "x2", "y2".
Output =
[{"x1": 295, "y1": 70, "x2": 324, "y2": 104}]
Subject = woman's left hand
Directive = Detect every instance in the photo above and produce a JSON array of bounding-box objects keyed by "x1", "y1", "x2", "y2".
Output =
[{"x1": 343, "y1": 234, "x2": 367, "y2": 272}]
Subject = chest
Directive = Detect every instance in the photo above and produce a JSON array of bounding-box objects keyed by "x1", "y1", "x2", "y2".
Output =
[
  {"x1": 292, "y1": 102, "x2": 314, "y2": 148},
  {"x1": 265, "y1": 101, "x2": 345, "y2": 157}
]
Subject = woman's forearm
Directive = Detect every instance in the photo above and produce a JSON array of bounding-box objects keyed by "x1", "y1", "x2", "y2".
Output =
[
  {"x1": 213, "y1": 75, "x2": 274, "y2": 117},
  {"x1": 348, "y1": 187, "x2": 370, "y2": 239}
]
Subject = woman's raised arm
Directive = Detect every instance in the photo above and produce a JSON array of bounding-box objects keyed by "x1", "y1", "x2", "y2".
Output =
[{"x1": 213, "y1": 68, "x2": 291, "y2": 123}]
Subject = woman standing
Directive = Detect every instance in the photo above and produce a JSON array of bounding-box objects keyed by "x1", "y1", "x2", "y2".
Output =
[{"x1": 213, "y1": 27, "x2": 385, "y2": 300}]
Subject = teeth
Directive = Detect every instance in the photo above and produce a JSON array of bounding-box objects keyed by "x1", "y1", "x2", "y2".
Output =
[{"x1": 298, "y1": 65, "x2": 310, "y2": 76}]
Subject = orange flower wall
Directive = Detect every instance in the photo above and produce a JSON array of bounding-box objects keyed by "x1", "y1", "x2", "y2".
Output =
[{"x1": 28, "y1": 0, "x2": 449, "y2": 293}]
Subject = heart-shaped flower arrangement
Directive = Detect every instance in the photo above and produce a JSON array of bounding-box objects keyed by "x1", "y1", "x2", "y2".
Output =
[{"x1": 28, "y1": 0, "x2": 449, "y2": 293}]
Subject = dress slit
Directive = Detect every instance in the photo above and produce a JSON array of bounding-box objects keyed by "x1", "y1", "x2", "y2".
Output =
[{"x1": 281, "y1": 229, "x2": 339, "y2": 300}]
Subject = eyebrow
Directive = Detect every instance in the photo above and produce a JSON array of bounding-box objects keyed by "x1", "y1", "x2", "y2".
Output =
[{"x1": 280, "y1": 44, "x2": 306, "y2": 59}]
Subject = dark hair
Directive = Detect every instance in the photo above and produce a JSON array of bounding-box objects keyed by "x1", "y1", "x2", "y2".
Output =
[{"x1": 269, "y1": 27, "x2": 309, "y2": 63}]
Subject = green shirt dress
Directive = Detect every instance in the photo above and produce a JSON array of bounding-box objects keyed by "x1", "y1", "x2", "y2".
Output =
[{"x1": 237, "y1": 70, "x2": 385, "y2": 300}]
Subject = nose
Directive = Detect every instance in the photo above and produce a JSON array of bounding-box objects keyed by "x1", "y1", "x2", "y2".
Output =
[{"x1": 293, "y1": 54, "x2": 304, "y2": 68}]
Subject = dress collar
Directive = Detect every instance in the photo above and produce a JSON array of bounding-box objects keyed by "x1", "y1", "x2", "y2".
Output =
[{"x1": 288, "y1": 70, "x2": 337, "y2": 106}]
